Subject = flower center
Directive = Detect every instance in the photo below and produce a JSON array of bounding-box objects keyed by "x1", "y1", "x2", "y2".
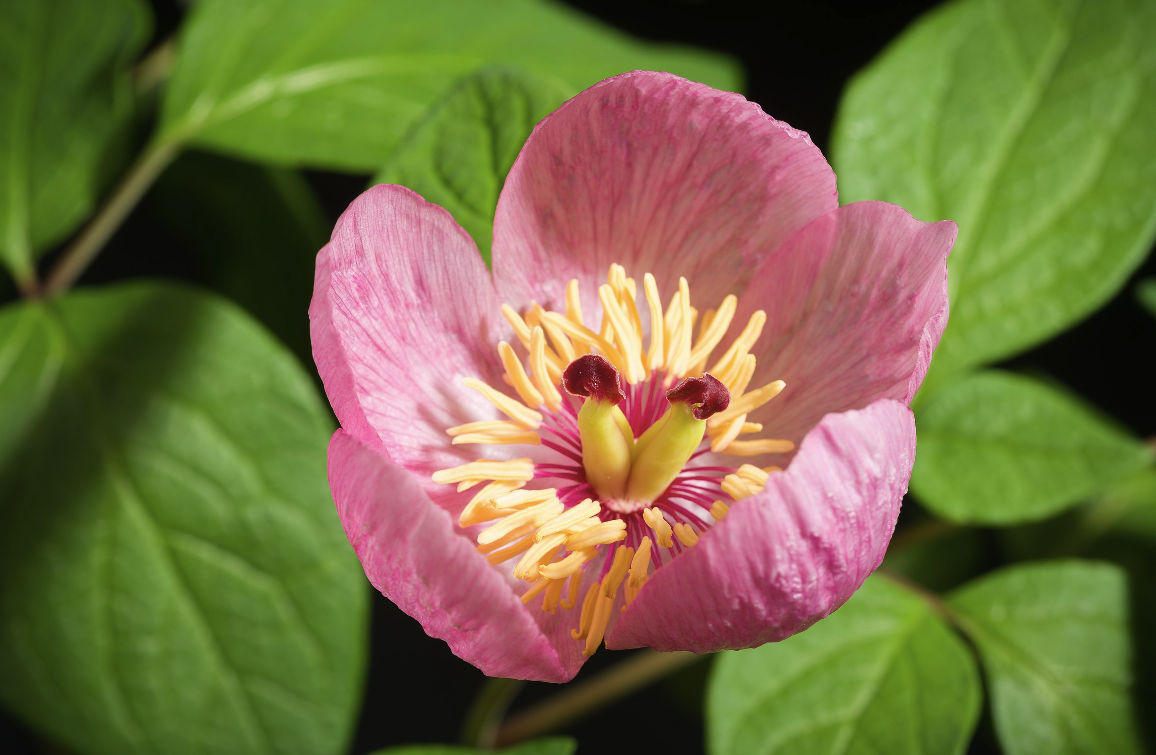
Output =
[{"x1": 432, "y1": 264, "x2": 792, "y2": 657}]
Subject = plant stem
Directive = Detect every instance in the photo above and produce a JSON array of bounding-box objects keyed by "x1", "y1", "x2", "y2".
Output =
[
  {"x1": 494, "y1": 650, "x2": 700, "y2": 746},
  {"x1": 44, "y1": 140, "x2": 179, "y2": 296},
  {"x1": 460, "y1": 677, "x2": 526, "y2": 748}
]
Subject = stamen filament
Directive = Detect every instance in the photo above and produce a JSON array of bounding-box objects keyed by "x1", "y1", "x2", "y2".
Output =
[
  {"x1": 462, "y1": 377, "x2": 543, "y2": 428},
  {"x1": 709, "y1": 380, "x2": 785, "y2": 426},
  {"x1": 565, "y1": 520, "x2": 627, "y2": 551},
  {"x1": 497, "y1": 341, "x2": 545, "y2": 408}
]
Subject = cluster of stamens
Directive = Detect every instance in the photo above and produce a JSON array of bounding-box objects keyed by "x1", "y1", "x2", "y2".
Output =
[{"x1": 432, "y1": 265, "x2": 791, "y2": 656}]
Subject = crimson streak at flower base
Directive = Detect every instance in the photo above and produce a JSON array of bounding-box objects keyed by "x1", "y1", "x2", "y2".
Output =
[{"x1": 311, "y1": 71, "x2": 956, "y2": 682}]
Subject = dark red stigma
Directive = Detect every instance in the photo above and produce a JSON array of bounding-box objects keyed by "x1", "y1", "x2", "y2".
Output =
[
  {"x1": 562, "y1": 354, "x2": 626, "y2": 404},
  {"x1": 666, "y1": 373, "x2": 730, "y2": 419}
]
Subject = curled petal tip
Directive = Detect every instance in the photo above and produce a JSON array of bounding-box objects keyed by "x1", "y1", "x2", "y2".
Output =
[
  {"x1": 563, "y1": 354, "x2": 626, "y2": 404},
  {"x1": 666, "y1": 373, "x2": 730, "y2": 420}
]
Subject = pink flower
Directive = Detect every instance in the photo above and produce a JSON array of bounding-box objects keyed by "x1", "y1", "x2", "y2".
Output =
[{"x1": 310, "y1": 72, "x2": 955, "y2": 682}]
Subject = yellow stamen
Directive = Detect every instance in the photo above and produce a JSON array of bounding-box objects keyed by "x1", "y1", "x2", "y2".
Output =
[
  {"x1": 711, "y1": 309, "x2": 766, "y2": 373},
  {"x1": 584, "y1": 546, "x2": 634, "y2": 657},
  {"x1": 721, "y1": 474, "x2": 755, "y2": 500},
  {"x1": 565, "y1": 279, "x2": 584, "y2": 325},
  {"x1": 737, "y1": 464, "x2": 770, "y2": 487},
  {"x1": 584, "y1": 593, "x2": 614, "y2": 657},
  {"x1": 565, "y1": 520, "x2": 628, "y2": 551},
  {"x1": 571, "y1": 583, "x2": 600, "y2": 640},
  {"x1": 673, "y1": 522, "x2": 699, "y2": 547},
  {"x1": 535, "y1": 499, "x2": 601, "y2": 540},
  {"x1": 598, "y1": 284, "x2": 646, "y2": 384},
  {"x1": 447, "y1": 420, "x2": 541, "y2": 446},
  {"x1": 643, "y1": 273, "x2": 665, "y2": 371},
  {"x1": 461, "y1": 377, "x2": 543, "y2": 429},
  {"x1": 540, "y1": 313, "x2": 577, "y2": 364},
  {"x1": 708, "y1": 420, "x2": 763, "y2": 438},
  {"x1": 539, "y1": 548, "x2": 597, "y2": 579},
  {"x1": 458, "y1": 480, "x2": 525, "y2": 527},
  {"x1": 709, "y1": 380, "x2": 786, "y2": 426},
  {"x1": 475, "y1": 524, "x2": 534, "y2": 554},
  {"x1": 642, "y1": 507, "x2": 674, "y2": 548},
  {"x1": 524, "y1": 305, "x2": 566, "y2": 381},
  {"x1": 541, "y1": 311, "x2": 627, "y2": 375},
  {"x1": 689, "y1": 295, "x2": 737, "y2": 369},
  {"x1": 710, "y1": 501, "x2": 730, "y2": 520},
  {"x1": 514, "y1": 533, "x2": 566, "y2": 579},
  {"x1": 492, "y1": 488, "x2": 559, "y2": 510},
  {"x1": 602, "y1": 546, "x2": 634, "y2": 599},
  {"x1": 529, "y1": 327, "x2": 564, "y2": 410},
  {"x1": 497, "y1": 341, "x2": 544, "y2": 409},
  {"x1": 501, "y1": 304, "x2": 533, "y2": 345},
  {"x1": 542, "y1": 577, "x2": 565, "y2": 613},
  {"x1": 726, "y1": 439, "x2": 796, "y2": 456},
  {"x1": 486, "y1": 534, "x2": 535, "y2": 565},
  {"x1": 520, "y1": 577, "x2": 551, "y2": 604},
  {"x1": 709, "y1": 414, "x2": 748, "y2": 453},
  {"x1": 562, "y1": 570, "x2": 584, "y2": 609},
  {"x1": 432, "y1": 458, "x2": 535, "y2": 490},
  {"x1": 477, "y1": 498, "x2": 563, "y2": 545},
  {"x1": 727, "y1": 354, "x2": 758, "y2": 397},
  {"x1": 625, "y1": 536, "x2": 653, "y2": 605}
]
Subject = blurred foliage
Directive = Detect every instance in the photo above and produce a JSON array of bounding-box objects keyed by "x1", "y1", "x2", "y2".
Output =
[
  {"x1": 0, "y1": 0, "x2": 148, "y2": 284},
  {"x1": 369, "y1": 739, "x2": 575, "y2": 755}
]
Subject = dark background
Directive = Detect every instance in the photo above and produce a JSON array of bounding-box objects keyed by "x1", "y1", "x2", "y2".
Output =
[{"x1": 3, "y1": 1, "x2": 1153, "y2": 753}]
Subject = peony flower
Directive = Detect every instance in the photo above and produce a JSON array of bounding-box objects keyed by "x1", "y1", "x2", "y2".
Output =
[{"x1": 310, "y1": 71, "x2": 955, "y2": 683}]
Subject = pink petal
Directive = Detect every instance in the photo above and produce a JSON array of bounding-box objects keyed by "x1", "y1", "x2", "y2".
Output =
[
  {"x1": 606, "y1": 399, "x2": 915, "y2": 652},
  {"x1": 741, "y1": 201, "x2": 954, "y2": 445},
  {"x1": 310, "y1": 184, "x2": 508, "y2": 506},
  {"x1": 492, "y1": 71, "x2": 838, "y2": 315},
  {"x1": 329, "y1": 429, "x2": 584, "y2": 682}
]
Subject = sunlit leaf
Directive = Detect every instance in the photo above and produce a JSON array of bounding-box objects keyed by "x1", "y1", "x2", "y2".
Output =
[
  {"x1": 0, "y1": 283, "x2": 367, "y2": 755},
  {"x1": 0, "y1": 0, "x2": 149, "y2": 282},
  {"x1": 833, "y1": 0, "x2": 1156, "y2": 381},
  {"x1": 707, "y1": 576, "x2": 981, "y2": 755},
  {"x1": 911, "y1": 370, "x2": 1151, "y2": 524},
  {"x1": 374, "y1": 67, "x2": 573, "y2": 264},
  {"x1": 160, "y1": 0, "x2": 740, "y2": 170},
  {"x1": 949, "y1": 561, "x2": 1142, "y2": 755}
]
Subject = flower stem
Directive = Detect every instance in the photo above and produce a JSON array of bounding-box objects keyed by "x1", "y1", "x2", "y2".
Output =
[
  {"x1": 494, "y1": 650, "x2": 700, "y2": 746},
  {"x1": 459, "y1": 677, "x2": 525, "y2": 748},
  {"x1": 44, "y1": 139, "x2": 179, "y2": 296}
]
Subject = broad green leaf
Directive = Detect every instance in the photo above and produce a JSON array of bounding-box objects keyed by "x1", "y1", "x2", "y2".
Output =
[
  {"x1": 158, "y1": 0, "x2": 740, "y2": 171},
  {"x1": 707, "y1": 576, "x2": 981, "y2": 755},
  {"x1": 370, "y1": 738, "x2": 576, "y2": 755},
  {"x1": 148, "y1": 151, "x2": 329, "y2": 365},
  {"x1": 911, "y1": 370, "x2": 1151, "y2": 524},
  {"x1": 374, "y1": 67, "x2": 573, "y2": 265},
  {"x1": 0, "y1": 0, "x2": 149, "y2": 283},
  {"x1": 1137, "y1": 277, "x2": 1156, "y2": 317},
  {"x1": 832, "y1": 0, "x2": 1156, "y2": 381},
  {"x1": 949, "y1": 561, "x2": 1141, "y2": 755},
  {"x1": 0, "y1": 283, "x2": 367, "y2": 755}
]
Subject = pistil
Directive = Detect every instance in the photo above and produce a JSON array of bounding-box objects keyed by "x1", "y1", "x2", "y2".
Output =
[
  {"x1": 562, "y1": 355, "x2": 633, "y2": 498},
  {"x1": 625, "y1": 374, "x2": 730, "y2": 502}
]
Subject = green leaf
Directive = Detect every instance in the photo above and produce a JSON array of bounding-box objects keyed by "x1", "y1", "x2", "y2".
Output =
[
  {"x1": 158, "y1": 0, "x2": 740, "y2": 171},
  {"x1": 911, "y1": 370, "x2": 1151, "y2": 524},
  {"x1": 832, "y1": 0, "x2": 1156, "y2": 380},
  {"x1": 147, "y1": 151, "x2": 329, "y2": 366},
  {"x1": 1136, "y1": 277, "x2": 1156, "y2": 318},
  {"x1": 369, "y1": 738, "x2": 576, "y2": 755},
  {"x1": 707, "y1": 576, "x2": 981, "y2": 755},
  {"x1": 0, "y1": 0, "x2": 149, "y2": 284},
  {"x1": 373, "y1": 67, "x2": 573, "y2": 265},
  {"x1": 948, "y1": 560, "x2": 1142, "y2": 755},
  {"x1": 0, "y1": 283, "x2": 367, "y2": 755}
]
